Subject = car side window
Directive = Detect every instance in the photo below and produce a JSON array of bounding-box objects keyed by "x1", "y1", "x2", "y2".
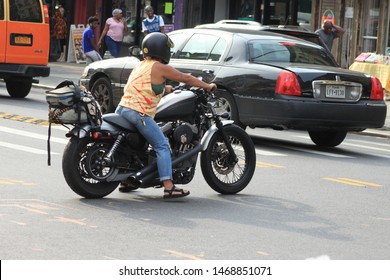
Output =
[
  {"x1": 209, "y1": 38, "x2": 226, "y2": 61},
  {"x1": 178, "y1": 34, "x2": 221, "y2": 61},
  {"x1": 169, "y1": 33, "x2": 189, "y2": 57},
  {"x1": 10, "y1": 0, "x2": 42, "y2": 23}
]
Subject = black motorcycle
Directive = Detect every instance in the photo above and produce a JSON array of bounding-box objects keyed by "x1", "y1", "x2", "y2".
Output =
[{"x1": 50, "y1": 82, "x2": 256, "y2": 198}]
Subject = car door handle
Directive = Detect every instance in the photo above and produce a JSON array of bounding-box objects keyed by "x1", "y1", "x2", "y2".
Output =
[{"x1": 202, "y1": 69, "x2": 214, "y2": 74}]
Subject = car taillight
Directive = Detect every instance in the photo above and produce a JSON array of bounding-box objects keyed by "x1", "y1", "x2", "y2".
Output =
[
  {"x1": 275, "y1": 70, "x2": 301, "y2": 96},
  {"x1": 370, "y1": 77, "x2": 384, "y2": 100},
  {"x1": 43, "y1": 5, "x2": 50, "y2": 23}
]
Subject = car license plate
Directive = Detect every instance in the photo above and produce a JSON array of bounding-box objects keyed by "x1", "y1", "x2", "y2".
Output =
[
  {"x1": 14, "y1": 36, "x2": 31, "y2": 45},
  {"x1": 326, "y1": 85, "x2": 345, "y2": 99}
]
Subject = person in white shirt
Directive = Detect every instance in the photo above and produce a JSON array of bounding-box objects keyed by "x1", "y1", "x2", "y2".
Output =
[{"x1": 142, "y1": 5, "x2": 164, "y2": 35}]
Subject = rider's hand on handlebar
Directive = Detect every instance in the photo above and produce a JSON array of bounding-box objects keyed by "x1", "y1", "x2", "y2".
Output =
[{"x1": 207, "y1": 83, "x2": 217, "y2": 93}]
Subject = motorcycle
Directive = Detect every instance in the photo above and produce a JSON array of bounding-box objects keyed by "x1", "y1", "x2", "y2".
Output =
[{"x1": 58, "y1": 83, "x2": 256, "y2": 198}]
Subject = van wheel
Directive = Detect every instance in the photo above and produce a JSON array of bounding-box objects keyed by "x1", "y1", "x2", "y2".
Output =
[
  {"x1": 5, "y1": 78, "x2": 32, "y2": 98},
  {"x1": 90, "y1": 77, "x2": 114, "y2": 114}
]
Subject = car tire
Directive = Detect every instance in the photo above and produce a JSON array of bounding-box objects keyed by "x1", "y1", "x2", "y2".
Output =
[
  {"x1": 214, "y1": 90, "x2": 246, "y2": 129},
  {"x1": 308, "y1": 130, "x2": 347, "y2": 147},
  {"x1": 90, "y1": 77, "x2": 114, "y2": 114},
  {"x1": 5, "y1": 77, "x2": 32, "y2": 98}
]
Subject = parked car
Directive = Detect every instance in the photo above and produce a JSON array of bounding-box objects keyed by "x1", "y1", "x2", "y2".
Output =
[{"x1": 79, "y1": 27, "x2": 386, "y2": 147}]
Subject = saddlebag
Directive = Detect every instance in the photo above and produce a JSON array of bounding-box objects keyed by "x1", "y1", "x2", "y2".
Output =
[
  {"x1": 45, "y1": 80, "x2": 103, "y2": 165},
  {"x1": 46, "y1": 80, "x2": 102, "y2": 126}
]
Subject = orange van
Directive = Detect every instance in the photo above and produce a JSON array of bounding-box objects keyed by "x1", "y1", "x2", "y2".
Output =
[{"x1": 0, "y1": 0, "x2": 50, "y2": 98}]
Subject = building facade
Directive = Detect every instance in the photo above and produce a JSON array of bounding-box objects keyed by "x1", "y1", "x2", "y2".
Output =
[{"x1": 49, "y1": 0, "x2": 390, "y2": 67}]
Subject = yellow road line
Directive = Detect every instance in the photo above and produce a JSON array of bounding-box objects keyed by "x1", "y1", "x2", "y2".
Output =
[
  {"x1": 323, "y1": 177, "x2": 382, "y2": 187},
  {"x1": 256, "y1": 161, "x2": 285, "y2": 168},
  {"x1": 339, "y1": 178, "x2": 382, "y2": 187},
  {"x1": 0, "y1": 112, "x2": 55, "y2": 126}
]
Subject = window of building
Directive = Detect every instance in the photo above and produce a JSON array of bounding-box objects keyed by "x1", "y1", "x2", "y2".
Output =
[{"x1": 362, "y1": 0, "x2": 380, "y2": 52}]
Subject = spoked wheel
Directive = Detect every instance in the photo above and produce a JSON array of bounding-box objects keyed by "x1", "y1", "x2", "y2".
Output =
[
  {"x1": 200, "y1": 124, "x2": 256, "y2": 194},
  {"x1": 62, "y1": 138, "x2": 118, "y2": 198}
]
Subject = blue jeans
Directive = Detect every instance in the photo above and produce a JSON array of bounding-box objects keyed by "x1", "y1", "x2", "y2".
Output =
[
  {"x1": 105, "y1": 36, "x2": 122, "y2": 57},
  {"x1": 115, "y1": 106, "x2": 172, "y2": 181}
]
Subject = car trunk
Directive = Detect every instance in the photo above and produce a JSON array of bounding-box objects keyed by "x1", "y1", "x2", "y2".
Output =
[{"x1": 284, "y1": 64, "x2": 373, "y2": 100}]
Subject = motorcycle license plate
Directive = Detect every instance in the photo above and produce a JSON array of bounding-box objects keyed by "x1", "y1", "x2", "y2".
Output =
[{"x1": 325, "y1": 85, "x2": 345, "y2": 99}]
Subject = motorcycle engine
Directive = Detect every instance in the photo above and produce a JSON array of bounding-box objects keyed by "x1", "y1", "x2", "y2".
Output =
[{"x1": 173, "y1": 122, "x2": 198, "y2": 144}]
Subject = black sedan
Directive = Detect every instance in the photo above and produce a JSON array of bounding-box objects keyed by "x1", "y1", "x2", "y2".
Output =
[{"x1": 79, "y1": 27, "x2": 387, "y2": 147}]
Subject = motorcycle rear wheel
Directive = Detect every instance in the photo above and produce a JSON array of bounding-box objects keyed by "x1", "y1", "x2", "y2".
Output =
[
  {"x1": 62, "y1": 138, "x2": 119, "y2": 198},
  {"x1": 200, "y1": 124, "x2": 256, "y2": 194}
]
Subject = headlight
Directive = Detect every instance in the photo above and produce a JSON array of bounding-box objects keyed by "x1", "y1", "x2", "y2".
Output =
[{"x1": 81, "y1": 66, "x2": 90, "y2": 78}]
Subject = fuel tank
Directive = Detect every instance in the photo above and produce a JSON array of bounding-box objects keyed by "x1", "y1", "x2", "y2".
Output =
[{"x1": 155, "y1": 90, "x2": 197, "y2": 121}]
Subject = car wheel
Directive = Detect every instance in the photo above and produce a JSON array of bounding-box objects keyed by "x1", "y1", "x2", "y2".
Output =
[
  {"x1": 5, "y1": 77, "x2": 32, "y2": 98},
  {"x1": 214, "y1": 90, "x2": 246, "y2": 129},
  {"x1": 90, "y1": 77, "x2": 114, "y2": 114},
  {"x1": 308, "y1": 130, "x2": 347, "y2": 147}
]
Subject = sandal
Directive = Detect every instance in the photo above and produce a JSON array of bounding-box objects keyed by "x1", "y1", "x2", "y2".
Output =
[{"x1": 163, "y1": 185, "x2": 190, "y2": 199}]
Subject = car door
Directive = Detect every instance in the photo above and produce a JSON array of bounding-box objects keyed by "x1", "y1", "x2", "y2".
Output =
[
  {"x1": 5, "y1": 0, "x2": 49, "y2": 65},
  {"x1": 170, "y1": 32, "x2": 225, "y2": 84},
  {"x1": 0, "y1": 0, "x2": 5, "y2": 63}
]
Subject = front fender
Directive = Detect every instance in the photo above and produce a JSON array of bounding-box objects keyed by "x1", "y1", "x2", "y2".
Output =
[
  {"x1": 200, "y1": 120, "x2": 234, "y2": 151},
  {"x1": 65, "y1": 124, "x2": 92, "y2": 138}
]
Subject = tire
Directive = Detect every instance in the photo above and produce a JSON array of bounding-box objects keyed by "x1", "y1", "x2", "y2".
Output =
[
  {"x1": 308, "y1": 130, "x2": 347, "y2": 147},
  {"x1": 200, "y1": 124, "x2": 256, "y2": 194},
  {"x1": 62, "y1": 138, "x2": 119, "y2": 198},
  {"x1": 5, "y1": 77, "x2": 32, "y2": 98},
  {"x1": 214, "y1": 90, "x2": 246, "y2": 129},
  {"x1": 90, "y1": 77, "x2": 114, "y2": 114}
]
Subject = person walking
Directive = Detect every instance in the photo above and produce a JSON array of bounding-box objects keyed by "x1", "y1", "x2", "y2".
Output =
[
  {"x1": 315, "y1": 20, "x2": 345, "y2": 52},
  {"x1": 82, "y1": 16, "x2": 102, "y2": 64},
  {"x1": 116, "y1": 33, "x2": 216, "y2": 199},
  {"x1": 98, "y1": 9, "x2": 127, "y2": 58},
  {"x1": 142, "y1": 5, "x2": 164, "y2": 35}
]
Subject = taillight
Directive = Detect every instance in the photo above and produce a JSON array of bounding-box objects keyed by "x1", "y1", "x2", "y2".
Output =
[
  {"x1": 370, "y1": 77, "x2": 384, "y2": 100},
  {"x1": 275, "y1": 70, "x2": 301, "y2": 96},
  {"x1": 43, "y1": 5, "x2": 50, "y2": 23}
]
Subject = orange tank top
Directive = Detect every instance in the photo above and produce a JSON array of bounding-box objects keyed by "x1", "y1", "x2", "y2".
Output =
[{"x1": 119, "y1": 59, "x2": 163, "y2": 118}]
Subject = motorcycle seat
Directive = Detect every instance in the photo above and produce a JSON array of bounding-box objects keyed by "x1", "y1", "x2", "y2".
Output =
[{"x1": 103, "y1": 113, "x2": 138, "y2": 132}]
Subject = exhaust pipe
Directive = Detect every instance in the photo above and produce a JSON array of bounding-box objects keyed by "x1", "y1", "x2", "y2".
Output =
[{"x1": 134, "y1": 143, "x2": 203, "y2": 184}]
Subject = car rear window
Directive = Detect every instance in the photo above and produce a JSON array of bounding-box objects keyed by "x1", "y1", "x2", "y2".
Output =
[
  {"x1": 10, "y1": 0, "x2": 43, "y2": 23},
  {"x1": 249, "y1": 39, "x2": 335, "y2": 66},
  {"x1": 0, "y1": 0, "x2": 4, "y2": 19}
]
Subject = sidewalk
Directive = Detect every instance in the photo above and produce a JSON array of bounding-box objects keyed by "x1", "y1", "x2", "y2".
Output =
[{"x1": 36, "y1": 61, "x2": 390, "y2": 138}]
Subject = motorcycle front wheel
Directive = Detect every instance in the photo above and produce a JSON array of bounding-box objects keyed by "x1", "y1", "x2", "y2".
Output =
[
  {"x1": 200, "y1": 124, "x2": 256, "y2": 194},
  {"x1": 62, "y1": 137, "x2": 119, "y2": 198}
]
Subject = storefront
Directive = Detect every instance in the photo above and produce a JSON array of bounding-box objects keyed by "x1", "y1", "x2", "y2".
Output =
[{"x1": 311, "y1": 0, "x2": 390, "y2": 68}]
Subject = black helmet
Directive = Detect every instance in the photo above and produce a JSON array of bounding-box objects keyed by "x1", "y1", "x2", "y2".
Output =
[{"x1": 142, "y1": 33, "x2": 174, "y2": 64}]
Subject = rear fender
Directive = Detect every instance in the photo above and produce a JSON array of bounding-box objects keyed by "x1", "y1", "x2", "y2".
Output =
[
  {"x1": 200, "y1": 120, "x2": 234, "y2": 151},
  {"x1": 65, "y1": 124, "x2": 92, "y2": 138}
]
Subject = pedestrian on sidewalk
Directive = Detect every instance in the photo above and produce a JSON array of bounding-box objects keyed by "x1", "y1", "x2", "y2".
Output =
[
  {"x1": 98, "y1": 9, "x2": 128, "y2": 58},
  {"x1": 53, "y1": 5, "x2": 68, "y2": 62},
  {"x1": 315, "y1": 20, "x2": 345, "y2": 52},
  {"x1": 82, "y1": 16, "x2": 102, "y2": 64},
  {"x1": 142, "y1": 5, "x2": 164, "y2": 36}
]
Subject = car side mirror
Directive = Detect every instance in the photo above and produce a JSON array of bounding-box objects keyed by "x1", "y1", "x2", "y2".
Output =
[{"x1": 128, "y1": 46, "x2": 141, "y2": 57}]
